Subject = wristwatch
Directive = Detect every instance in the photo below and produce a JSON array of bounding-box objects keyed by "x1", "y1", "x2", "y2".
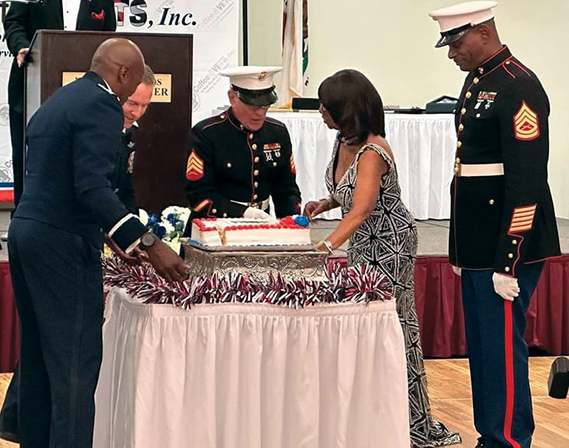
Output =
[{"x1": 139, "y1": 232, "x2": 159, "y2": 250}]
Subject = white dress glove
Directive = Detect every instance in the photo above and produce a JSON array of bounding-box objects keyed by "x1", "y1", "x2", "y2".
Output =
[
  {"x1": 492, "y1": 272, "x2": 520, "y2": 301},
  {"x1": 243, "y1": 207, "x2": 273, "y2": 220}
]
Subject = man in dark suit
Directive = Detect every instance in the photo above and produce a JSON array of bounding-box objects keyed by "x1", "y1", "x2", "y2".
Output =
[
  {"x1": 2, "y1": 0, "x2": 116, "y2": 220},
  {"x1": 6, "y1": 38, "x2": 189, "y2": 448}
]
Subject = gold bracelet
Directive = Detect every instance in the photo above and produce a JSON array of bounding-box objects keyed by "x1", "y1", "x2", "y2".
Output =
[{"x1": 316, "y1": 239, "x2": 334, "y2": 254}]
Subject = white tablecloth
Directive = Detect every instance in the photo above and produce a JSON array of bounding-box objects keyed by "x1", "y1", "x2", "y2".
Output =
[
  {"x1": 94, "y1": 289, "x2": 410, "y2": 448},
  {"x1": 268, "y1": 112, "x2": 457, "y2": 220}
]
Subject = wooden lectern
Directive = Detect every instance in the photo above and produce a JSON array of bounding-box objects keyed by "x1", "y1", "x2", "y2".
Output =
[{"x1": 25, "y1": 30, "x2": 193, "y2": 213}]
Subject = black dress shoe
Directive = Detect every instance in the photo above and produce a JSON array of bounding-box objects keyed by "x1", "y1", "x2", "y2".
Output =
[{"x1": 0, "y1": 429, "x2": 20, "y2": 443}]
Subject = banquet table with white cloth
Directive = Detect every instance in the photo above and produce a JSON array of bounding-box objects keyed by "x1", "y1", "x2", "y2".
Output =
[
  {"x1": 93, "y1": 288, "x2": 410, "y2": 448},
  {"x1": 268, "y1": 112, "x2": 457, "y2": 220}
]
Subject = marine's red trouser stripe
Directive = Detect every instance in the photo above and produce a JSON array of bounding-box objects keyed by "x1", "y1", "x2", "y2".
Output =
[{"x1": 503, "y1": 301, "x2": 521, "y2": 448}]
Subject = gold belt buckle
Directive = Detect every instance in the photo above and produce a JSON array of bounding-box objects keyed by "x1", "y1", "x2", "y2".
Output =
[{"x1": 454, "y1": 159, "x2": 461, "y2": 176}]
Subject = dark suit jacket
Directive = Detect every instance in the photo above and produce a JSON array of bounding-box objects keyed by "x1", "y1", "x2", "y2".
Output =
[
  {"x1": 3, "y1": 0, "x2": 116, "y2": 114},
  {"x1": 115, "y1": 124, "x2": 139, "y2": 214},
  {"x1": 14, "y1": 72, "x2": 146, "y2": 251}
]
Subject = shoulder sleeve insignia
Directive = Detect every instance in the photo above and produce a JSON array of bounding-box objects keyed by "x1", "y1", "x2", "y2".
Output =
[
  {"x1": 513, "y1": 101, "x2": 540, "y2": 141},
  {"x1": 290, "y1": 154, "x2": 296, "y2": 174},
  {"x1": 186, "y1": 149, "x2": 205, "y2": 181},
  {"x1": 508, "y1": 204, "x2": 537, "y2": 234}
]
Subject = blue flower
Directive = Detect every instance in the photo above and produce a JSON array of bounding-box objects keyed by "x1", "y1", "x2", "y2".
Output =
[
  {"x1": 166, "y1": 213, "x2": 178, "y2": 226},
  {"x1": 155, "y1": 225, "x2": 167, "y2": 239},
  {"x1": 294, "y1": 215, "x2": 310, "y2": 227}
]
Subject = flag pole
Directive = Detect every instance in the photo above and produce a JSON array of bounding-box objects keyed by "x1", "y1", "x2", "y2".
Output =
[{"x1": 242, "y1": 0, "x2": 249, "y2": 65}]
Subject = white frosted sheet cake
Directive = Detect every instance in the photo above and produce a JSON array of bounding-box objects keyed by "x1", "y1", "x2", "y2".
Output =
[{"x1": 190, "y1": 216, "x2": 311, "y2": 248}]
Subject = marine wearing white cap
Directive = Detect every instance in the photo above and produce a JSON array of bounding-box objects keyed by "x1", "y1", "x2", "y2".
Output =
[
  {"x1": 220, "y1": 66, "x2": 283, "y2": 106},
  {"x1": 429, "y1": 2, "x2": 561, "y2": 448},
  {"x1": 429, "y1": 1, "x2": 498, "y2": 47},
  {"x1": 182, "y1": 65, "x2": 301, "y2": 236}
]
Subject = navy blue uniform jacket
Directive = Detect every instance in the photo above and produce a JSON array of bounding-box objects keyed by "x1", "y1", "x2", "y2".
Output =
[
  {"x1": 14, "y1": 72, "x2": 147, "y2": 250},
  {"x1": 450, "y1": 46, "x2": 560, "y2": 276}
]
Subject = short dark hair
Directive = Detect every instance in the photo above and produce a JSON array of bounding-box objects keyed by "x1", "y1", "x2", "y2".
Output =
[{"x1": 318, "y1": 69, "x2": 385, "y2": 144}]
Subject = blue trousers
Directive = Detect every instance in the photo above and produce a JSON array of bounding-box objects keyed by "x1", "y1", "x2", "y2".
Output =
[
  {"x1": 461, "y1": 263, "x2": 543, "y2": 448},
  {"x1": 8, "y1": 217, "x2": 104, "y2": 448}
]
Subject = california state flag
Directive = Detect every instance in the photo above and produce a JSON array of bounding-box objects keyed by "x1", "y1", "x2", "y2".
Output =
[{"x1": 278, "y1": 0, "x2": 309, "y2": 107}]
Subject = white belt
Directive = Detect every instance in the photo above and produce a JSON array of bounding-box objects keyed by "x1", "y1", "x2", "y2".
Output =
[
  {"x1": 230, "y1": 198, "x2": 270, "y2": 210},
  {"x1": 457, "y1": 163, "x2": 504, "y2": 177}
]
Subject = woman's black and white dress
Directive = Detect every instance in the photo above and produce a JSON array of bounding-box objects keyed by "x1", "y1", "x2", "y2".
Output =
[{"x1": 325, "y1": 139, "x2": 461, "y2": 447}]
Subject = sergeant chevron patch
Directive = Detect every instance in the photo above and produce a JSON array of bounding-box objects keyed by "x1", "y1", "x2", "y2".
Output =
[
  {"x1": 508, "y1": 204, "x2": 537, "y2": 233},
  {"x1": 513, "y1": 101, "x2": 540, "y2": 141},
  {"x1": 186, "y1": 150, "x2": 204, "y2": 181}
]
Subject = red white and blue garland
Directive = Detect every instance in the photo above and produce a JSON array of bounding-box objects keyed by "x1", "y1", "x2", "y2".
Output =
[{"x1": 102, "y1": 256, "x2": 393, "y2": 309}]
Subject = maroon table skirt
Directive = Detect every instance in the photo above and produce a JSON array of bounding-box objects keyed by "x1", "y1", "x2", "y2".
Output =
[{"x1": 1, "y1": 256, "x2": 569, "y2": 372}]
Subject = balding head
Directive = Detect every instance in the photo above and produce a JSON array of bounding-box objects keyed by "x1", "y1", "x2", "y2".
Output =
[{"x1": 90, "y1": 38, "x2": 145, "y2": 103}]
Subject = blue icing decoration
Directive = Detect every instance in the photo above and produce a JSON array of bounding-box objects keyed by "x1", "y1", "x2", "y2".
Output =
[{"x1": 294, "y1": 215, "x2": 310, "y2": 227}]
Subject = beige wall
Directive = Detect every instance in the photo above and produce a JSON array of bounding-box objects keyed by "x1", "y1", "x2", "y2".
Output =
[{"x1": 245, "y1": 0, "x2": 569, "y2": 218}]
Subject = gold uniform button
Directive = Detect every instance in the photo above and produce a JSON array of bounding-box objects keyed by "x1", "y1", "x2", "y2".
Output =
[
  {"x1": 457, "y1": 141, "x2": 462, "y2": 148},
  {"x1": 458, "y1": 124, "x2": 464, "y2": 131},
  {"x1": 223, "y1": 213, "x2": 227, "y2": 218},
  {"x1": 226, "y1": 162, "x2": 232, "y2": 168},
  {"x1": 212, "y1": 208, "x2": 217, "y2": 214},
  {"x1": 512, "y1": 239, "x2": 518, "y2": 245},
  {"x1": 476, "y1": 113, "x2": 481, "y2": 118},
  {"x1": 254, "y1": 157, "x2": 260, "y2": 163},
  {"x1": 254, "y1": 170, "x2": 259, "y2": 176},
  {"x1": 455, "y1": 157, "x2": 461, "y2": 163},
  {"x1": 220, "y1": 114, "x2": 226, "y2": 119},
  {"x1": 473, "y1": 77, "x2": 479, "y2": 84},
  {"x1": 466, "y1": 92, "x2": 472, "y2": 99},
  {"x1": 505, "y1": 267, "x2": 511, "y2": 273},
  {"x1": 253, "y1": 194, "x2": 258, "y2": 200},
  {"x1": 489, "y1": 199, "x2": 495, "y2": 205},
  {"x1": 478, "y1": 67, "x2": 484, "y2": 74},
  {"x1": 252, "y1": 144, "x2": 258, "y2": 150},
  {"x1": 461, "y1": 108, "x2": 466, "y2": 115},
  {"x1": 273, "y1": 162, "x2": 278, "y2": 167},
  {"x1": 254, "y1": 182, "x2": 258, "y2": 187},
  {"x1": 249, "y1": 133, "x2": 254, "y2": 140},
  {"x1": 508, "y1": 253, "x2": 514, "y2": 259},
  {"x1": 506, "y1": 61, "x2": 511, "y2": 65}
]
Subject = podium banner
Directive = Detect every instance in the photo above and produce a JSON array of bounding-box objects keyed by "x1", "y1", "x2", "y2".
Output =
[{"x1": 115, "y1": 0, "x2": 239, "y2": 124}]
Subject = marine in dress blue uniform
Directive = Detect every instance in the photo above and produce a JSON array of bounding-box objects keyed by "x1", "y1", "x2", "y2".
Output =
[
  {"x1": 430, "y1": 2, "x2": 560, "y2": 447},
  {"x1": 183, "y1": 66, "x2": 301, "y2": 237},
  {"x1": 6, "y1": 39, "x2": 188, "y2": 448}
]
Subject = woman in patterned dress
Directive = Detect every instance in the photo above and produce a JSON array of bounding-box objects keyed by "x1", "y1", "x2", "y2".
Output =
[{"x1": 304, "y1": 69, "x2": 461, "y2": 448}]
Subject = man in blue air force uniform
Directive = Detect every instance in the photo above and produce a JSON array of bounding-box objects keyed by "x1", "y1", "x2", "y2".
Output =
[
  {"x1": 183, "y1": 66, "x2": 302, "y2": 238},
  {"x1": 7, "y1": 38, "x2": 189, "y2": 448},
  {"x1": 429, "y1": 2, "x2": 560, "y2": 448}
]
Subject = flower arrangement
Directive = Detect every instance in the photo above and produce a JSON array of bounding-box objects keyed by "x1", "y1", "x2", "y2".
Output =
[{"x1": 146, "y1": 206, "x2": 191, "y2": 253}]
